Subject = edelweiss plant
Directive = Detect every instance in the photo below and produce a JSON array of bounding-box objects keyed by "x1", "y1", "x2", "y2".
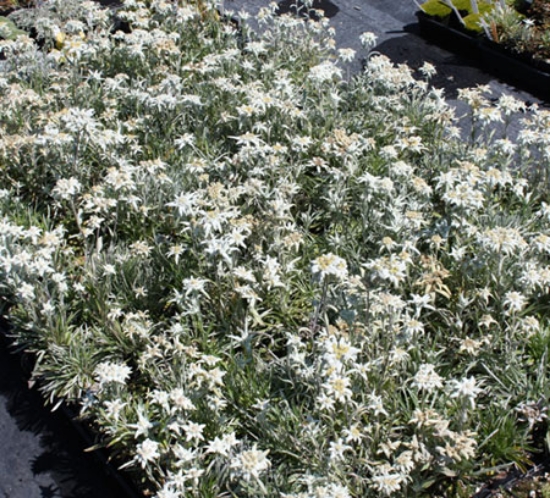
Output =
[{"x1": 1, "y1": 0, "x2": 550, "y2": 497}]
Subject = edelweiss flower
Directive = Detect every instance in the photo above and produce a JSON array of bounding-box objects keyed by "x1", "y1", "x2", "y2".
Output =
[
  {"x1": 419, "y1": 62, "x2": 436, "y2": 79},
  {"x1": 478, "y1": 227, "x2": 527, "y2": 255},
  {"x1": 169, "y1": 388, "x2": 195, "y2": 411},
  {"x1": 337, "y1": 48, "x2": 356, "y2": 62},
  {"x1": 368, "y1": 392, "x2": 388, "y2": 417},
  {"x1": 412, "y1": 364, "x2": 443, "y2": 392},
  {"x1": 17, "y1": 282, "x2": 35, "y2": 301},
  {"x1": 308, "y1": 61, "x2": 342, "y2": 84},
  {"x1": 516, "y1": 401, "x2": 548, "y2": 429},
  {"x1": 182, "y1": 421, "x2": 205, "y2": 443},
  {"x1": 52, "y1": 177, "x2": 82, "y2": 200},
  {"x1": 503, "y1": 291, "x2": 527, "y2": 314},
  {"x1": 359, "y1": 31, "x2": 378, "y2": 49},
  {"x1": 370, "y1": 464, "x2": 408, "y2": 495},
  {"x1": 497, "y1": 94, "x2": 525, "y2": 115},
  {"x1": 323, "y1": 374, "x2": 353, "y2": 403},
  {"x1": 230, "y1": 445, "x2": 271, "y2": 481},
  {"x1": 182, "y1": 277, "x2": 208, "y2": 297},
  {"x1": 205, "y1": 432, "x2": 238, "y2": 457},
  {"x1": 311, "y1": 253, "x2": 348, "y2": 282},
  {"x1": 94, "y1": 361, "x2": 132, "y2": 387},
  {"x1": 136, "y1": 439, "x2": 160, "y2": 468},
  {"x1": 449, "y1": 377, "x2": 482, "y2": 408},
  {"x1": 103, "y1": 399, "x2": 127, "y2": 420},
  {"x1": 328, "y1": 438, "x2": 352, "y2": 461}
]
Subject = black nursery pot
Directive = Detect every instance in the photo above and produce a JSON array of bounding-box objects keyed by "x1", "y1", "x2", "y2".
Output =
[
  {"x1": 416, "y1": 11, "x2": 550, "y2": 101},
  {"x1": 416, "y1": 11, "x2": 480, "y2": 59},
  {"x1": 477, "y1": 38, "x2": 550, "y2": 99}
]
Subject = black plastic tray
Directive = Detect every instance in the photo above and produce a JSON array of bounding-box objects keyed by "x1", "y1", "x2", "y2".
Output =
[{"x1": 417, "y1": 11, "x2": 550, "y2": 100}]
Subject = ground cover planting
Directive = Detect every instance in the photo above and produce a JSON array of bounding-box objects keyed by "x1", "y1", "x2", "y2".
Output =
[{"x1": 1, "y1": 0, "x2": 550, "y2": 496}]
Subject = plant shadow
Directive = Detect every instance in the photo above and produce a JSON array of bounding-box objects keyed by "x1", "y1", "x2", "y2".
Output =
[
  {"x1": 0, "y1": 333, "x2": 134, "y2": 498},
  {"x1": 373, "y1": 25, "x2": 494, "y2": 100}
]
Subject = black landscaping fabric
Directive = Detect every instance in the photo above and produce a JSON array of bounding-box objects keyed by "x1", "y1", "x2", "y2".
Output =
[{"x1": 0, "y1": 333, "x2": 137, "y2": 498}]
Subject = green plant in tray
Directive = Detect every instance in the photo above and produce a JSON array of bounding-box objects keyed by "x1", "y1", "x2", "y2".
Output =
[
  {"x1": 420, "y1": 0, "x2": 550, "y2": 64},
  {"x1": 420, "y1": 0, "x2": 503, "y2": 32}
]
